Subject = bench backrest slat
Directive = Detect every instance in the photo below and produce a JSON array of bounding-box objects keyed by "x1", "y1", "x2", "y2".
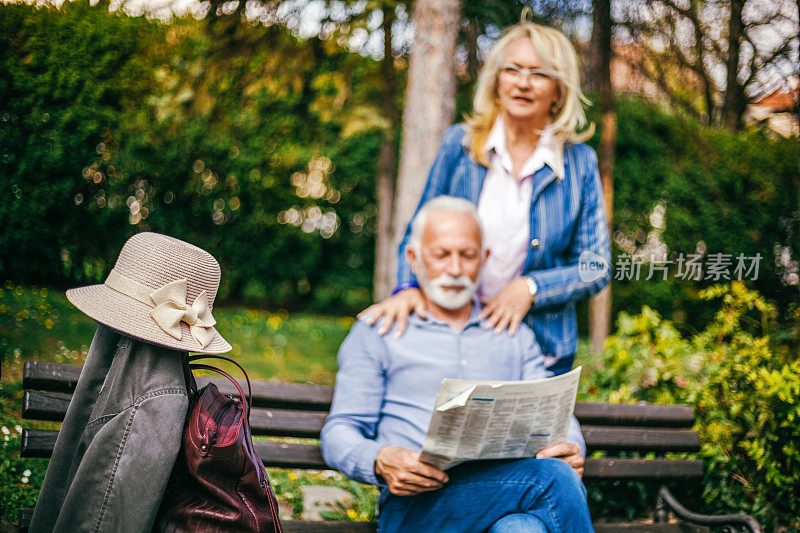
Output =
[
  {"x1": 23, "y1": 391, "x2": 71, "y2": 422},
  {"x1": 22, "y1": 361, "x2": 81, "y2": 393},
  {"x1": 24, "y1": 362, "x2": 697, "y2": 427},
  {"x1": 20, "y1": 361, "x2": 705, "y2": 485},
  {"x1": 22, "y1": 389, "x2": 701, "y2": 453},
  {"x1": 573, "y1": 402, "x2": 695, "y2": 428},
  {"x1": 19, "y1": 428, "x2": 704, "y2": 481}
]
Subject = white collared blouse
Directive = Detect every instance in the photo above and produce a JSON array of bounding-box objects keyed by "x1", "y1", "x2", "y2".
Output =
[{"x1": 477, "y1": 116, "x2": 565, "y2": 300}]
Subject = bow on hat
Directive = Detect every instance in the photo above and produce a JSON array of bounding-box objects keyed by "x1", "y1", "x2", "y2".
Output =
[{"x1": 149, "y1": 279, "x2": 216, "y2": 348}]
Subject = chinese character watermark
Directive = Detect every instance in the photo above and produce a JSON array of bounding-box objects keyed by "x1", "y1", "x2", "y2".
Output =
[{"x1": 614, "y1": 252, "x2": 761, "y2": 281}]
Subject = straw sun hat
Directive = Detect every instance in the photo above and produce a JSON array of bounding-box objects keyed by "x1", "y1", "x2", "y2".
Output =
[{"x1": 67, "y1": 232, "x2": 232, "y2": 354}]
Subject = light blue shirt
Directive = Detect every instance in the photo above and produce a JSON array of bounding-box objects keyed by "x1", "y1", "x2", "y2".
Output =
[{"x1": 320, "y1": 306, "x2": 586, "y2": 487}]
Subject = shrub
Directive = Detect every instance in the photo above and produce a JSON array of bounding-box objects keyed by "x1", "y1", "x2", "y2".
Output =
[
  {"x1": 580, "y1": 282, "x2": 800, "y2": 529},
  {"x1": 585, "y1": 96, "x2": 799, "y2": 333},
  {"x1": 579, "y1": 306, "x2": 701, "y2": 405},
  {"x1": 693, "y1": 285, "x2": 799, "y2": 529}
]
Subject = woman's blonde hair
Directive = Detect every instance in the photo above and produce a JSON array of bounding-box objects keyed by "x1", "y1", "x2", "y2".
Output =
[{"x1": 466, "y1": 21, "x2": 594, "y2": 166}]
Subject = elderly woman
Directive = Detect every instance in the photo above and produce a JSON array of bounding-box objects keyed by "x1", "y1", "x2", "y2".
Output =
[{"x1": 363, "y1": 20, "x2": 611, "y2": 376}]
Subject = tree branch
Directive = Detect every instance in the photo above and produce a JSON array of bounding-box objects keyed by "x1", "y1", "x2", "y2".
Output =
[{"x1": 619, "y1": 46, "x2": 704, "y2": 122}]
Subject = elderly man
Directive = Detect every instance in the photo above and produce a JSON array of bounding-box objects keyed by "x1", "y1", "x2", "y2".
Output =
[{"x1": 321, "y1": 197, "x2": 593, "y2": 532}]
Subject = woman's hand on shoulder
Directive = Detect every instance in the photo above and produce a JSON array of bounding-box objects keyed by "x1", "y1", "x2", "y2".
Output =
[
  {"x1": 357, "y1": 288, "x2": 427, "y2": 337},
  {"x1": 479, "y1": 277, "x2": 534, "y2": 335}
]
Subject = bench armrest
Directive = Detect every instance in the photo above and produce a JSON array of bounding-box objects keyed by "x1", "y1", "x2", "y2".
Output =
[{"x1": 655, "y1": 486, "x2": 763, "y2": 533}]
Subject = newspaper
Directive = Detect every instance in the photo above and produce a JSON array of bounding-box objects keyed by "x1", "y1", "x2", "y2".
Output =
[{"x1": 419, "y1": 367, "x2": 581, "y2": 470}]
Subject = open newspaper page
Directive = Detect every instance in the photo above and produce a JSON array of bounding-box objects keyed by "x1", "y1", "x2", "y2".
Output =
[{"x1": 419, "y1": 367, "x2": 581, "y2": 470}]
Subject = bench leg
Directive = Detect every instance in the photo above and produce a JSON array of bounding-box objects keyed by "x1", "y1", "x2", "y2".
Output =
[{"x1": 654, "y1": 486, "x2": 763, "y2": 533}]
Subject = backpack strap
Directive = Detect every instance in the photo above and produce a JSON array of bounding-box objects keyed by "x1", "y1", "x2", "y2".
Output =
[{"x1": 187, "y1": 355, "x2": 253, "y2": 422}]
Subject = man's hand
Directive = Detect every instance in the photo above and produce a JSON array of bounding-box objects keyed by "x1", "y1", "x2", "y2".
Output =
[
  {"x1": 358, "y1": 288, "x2": 427, "y2": 337},
  {"x1": 536, "y1": 442, "x2": 584, "y2": 477},
  {"x1": 374, "y1": 446, "x2": 449, "y2": 496},
  {"x1": 479, "y1": 277, "x2": 534, "y2": 335}
]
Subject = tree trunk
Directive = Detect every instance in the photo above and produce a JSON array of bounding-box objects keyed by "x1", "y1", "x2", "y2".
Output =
[
  {"x1": 387, "y1": 0, "x2": 462, "y2": 290},
  {"x1": 691, "y1": 2, "x2": 715, "y2": 126},
  {"x1": 466, "y1": 18, "x2": 480, "y2": 81},
  {"x1": 374, "y1": 140, "x2": 399, "y2": 300},
  {"x1": 373, "y1": 5, "x2": 400, "y2": 301},
  {"x1": 585, "y1": 2, "x2": 603, "y2": 94},
  {"x1": 589, "y1": 0, "x2": 615, "y2": 354},
  {"x1": 723, "y1": 0, "x2": 745, "y2": 132}
]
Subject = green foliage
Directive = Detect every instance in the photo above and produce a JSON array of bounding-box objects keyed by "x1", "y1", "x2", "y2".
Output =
[
  {"x1": 579, "y1": 306, "x2": 700, "y2": 405},
  {"x1": 579, "y1": 282, "x2": 800, "y2": 530},
  {"x1": 0, "y1": 281, "x2": 95, "y2": 370},
  {"x1": 94, "y1": 22, "x2": 382, "y2": 310},
  {"x1": 0, "y1": 1, "x2": 161, "y2": 285},
  {"x1": 584, "y1": 97, "x2": 799, "y2": 333},
  {"x1": 265, "y1": 468, "x2": 378, "y2": 521},
  {"x1": 210, "y1": 308, "x2": 353, "y2": 384},
  {"x1": 692, "y1": 284, "x2": 799, "y2": 529},
  {"x1": 576, "y1": 309, "x2": 705, "y2": 522},
  {"x1": 0, "y1": 283, "x2": 352, "y2": 383},
  {"x1": 0, "y1": 2, "x2": 382, "y2": 312},
  {"x1": 2, "y1": 4, "x2": 798, "y2": 322},
  {"x1": 0, "y1": 382, "x2": 49, "y2": 522}
]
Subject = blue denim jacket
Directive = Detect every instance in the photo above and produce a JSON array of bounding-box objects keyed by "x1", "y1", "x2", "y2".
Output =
[{"x1": 395, "y1": 124, "x2": 612, "y2": 360}]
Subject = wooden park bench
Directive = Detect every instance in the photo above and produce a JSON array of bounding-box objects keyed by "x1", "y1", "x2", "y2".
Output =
[{"x1": 17, "y1": 360, "x2": 762, "y2": 532}]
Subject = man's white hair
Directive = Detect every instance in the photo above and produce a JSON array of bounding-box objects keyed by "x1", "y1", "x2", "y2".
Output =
[{"x1": 408, "y1": 196, "x2": 484, "y2": 254}]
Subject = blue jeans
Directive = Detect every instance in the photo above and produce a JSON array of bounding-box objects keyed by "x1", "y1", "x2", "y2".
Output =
[{"x1": 378, "y1": 458, "x2": 593, "y2": 533}]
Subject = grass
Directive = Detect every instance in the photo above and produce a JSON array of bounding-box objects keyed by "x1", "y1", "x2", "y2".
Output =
[
  {"x1": 0, "y1": 282, "x2": 377, "y2": 523},
  {"x1": 211, "y1": 309, "x2": 353, "y2": 385},
  {"x1": 0, "y1": 281, "x2": 353, "y2": 384}
]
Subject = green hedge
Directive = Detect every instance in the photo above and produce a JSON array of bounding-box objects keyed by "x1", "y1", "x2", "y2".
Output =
[
  {"x1": 592, "y1": 97, "x2": 799, "y2": 330},
  {"x1": 0, "y1": 2, "x2": 381, "y2": 312}
]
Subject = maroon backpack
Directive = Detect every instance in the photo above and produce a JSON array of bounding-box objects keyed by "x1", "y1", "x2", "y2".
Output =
[{"x1": 156, "y1": 355, "x2": 283, "y2": 533}]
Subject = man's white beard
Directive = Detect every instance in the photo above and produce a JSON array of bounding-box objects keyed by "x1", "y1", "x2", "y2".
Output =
[{"x1": 420, "y1": 273, "x2": 477, "y2": 310}]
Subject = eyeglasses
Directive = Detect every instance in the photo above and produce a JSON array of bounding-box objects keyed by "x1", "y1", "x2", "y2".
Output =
[{"x1": 498, "y1": 64, "x2": 556, "y2": 84}]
